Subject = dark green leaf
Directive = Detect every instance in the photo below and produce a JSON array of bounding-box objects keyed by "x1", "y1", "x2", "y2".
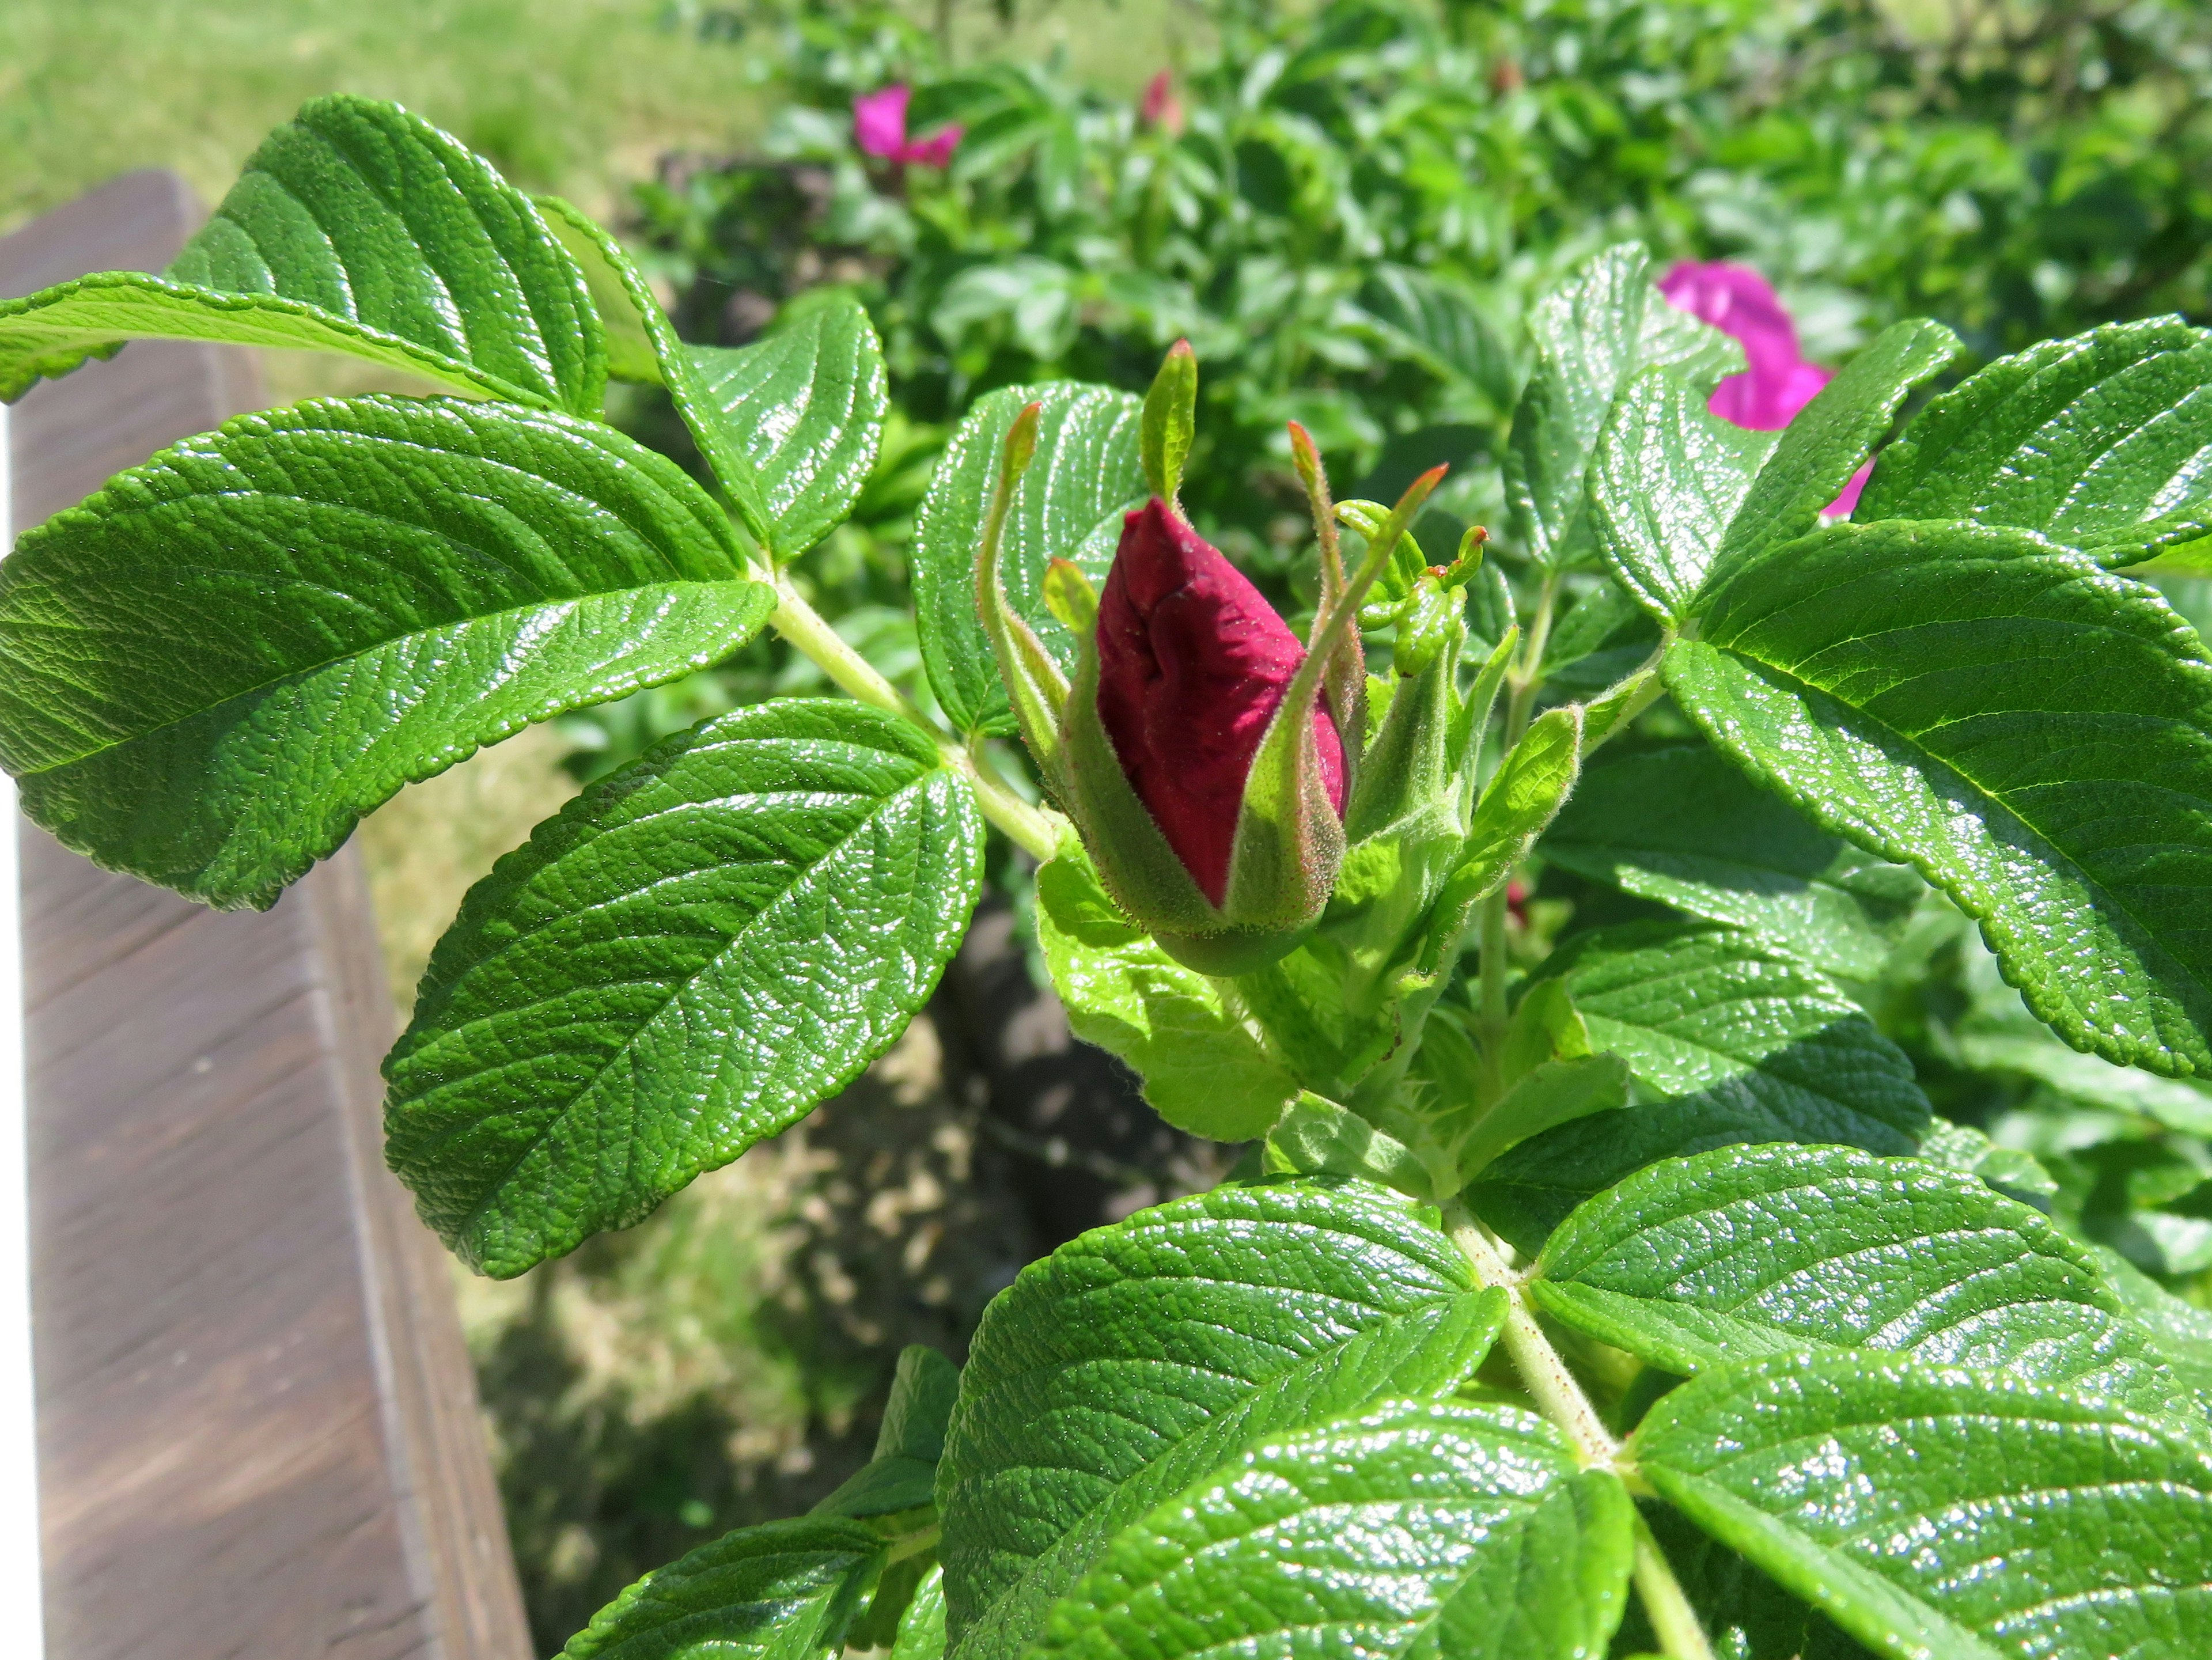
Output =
[
  {"x1": 176, "y1": 95, "x2": 603, "y2": 415},
  {"x1": 384, "y1": 699, "x2": 983, "y2": 1276},
  {"x1": 1029, "y1": 1401, "x2": 1633, "y2": 1660},
  {"x1": 816, "y1": 1346, "x2": 960, "y2": 1521},
  {"x1": 1592, "y1": 367, "x2": 1777, "y2": 622},
  {"x1": 537, "y1": 195, "x2": 666, "y2": 385},
  {"x1": 684, "y1": 299, "x2": 889, "y2": 561},
  {"x1": 1532, "y1": 1143, "x2": 2185, "y2": 1421},
  {"x1": 1359, "y1": 266, "x2": 1514, "y2": 408},
  {"x1": 1505, "y1": 242, "x2": 1742, "y2": 570},
  {"x1": 1544, "y1": 745, "x2": 1922, "y2": 980},
  {"x1": 1858, "y1": 319, "x2": 2212, "y2": 568},
  {"x1": 1635, "y1": 1355, "x2": 2212, "y2": 1660},
  {"x1": 559, "y1": 1517, "x2": 881, "y2": 1660},
  {"x1": 1467, "y1": 922, "x2": 1928, "y2": 1249},
  {"x1": 937, "y1": 1180, "x2": 1506, "y2": 1660},
  {"x1": 912, "y1": 383, "x2": 1144, "y2": 736},
  {"x1": 1712, "y1": 319, "x2": 1959, "y2": 574},
  {"x1": 1666, "y1": 517, "x2": 2212, "y2": 1077},
  {"x1": 0, "y1": 395, "x2": 769, "y2": 909}
]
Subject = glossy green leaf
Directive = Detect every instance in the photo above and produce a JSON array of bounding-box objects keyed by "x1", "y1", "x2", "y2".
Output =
[
  {"x1": 1592, "y1": 367, "x2": 1777, "y2": 621},
  {"x1": 1532, "y1": 1143, "x2": 2184, "y2": 1420},
  {"x1": 684, "y1": 299, "x2": 889, "y2": 561},
  {"x1": 1034, "y1": 839, "x2": 1298, "y2": 1140},
  {"x1": 1634, "y1": 1354, "x2": 2212, "y2": 1660},
  {"x1": 384, "y1": 699, "x2": 983, "y2": 1276},
  {"x1": 1466, "y1": 922, "x2": 1928, "y2": 1248},
  {"x1": 181, "y1": 95, "x2": 601, "y2": 414},
  {"x1": 913, "y1": 383, "x2": 1145, "y2": 736},
  {"x1": 1029, "y1": 1401, "x2": 1633, "y2": 1660},
  {"x1": 891, "y1": 1567, "x2": 947, "y2": 1660},
  {"x1": 537, "y1": 195, "x2": 666, "y2": 385},
  {"x1": 2092, "y1": 1244, "x2": 2212, "y2": 1400},
  {"x1": 559, "y1": 1517, "x2": 881, "y2": 1660},
  {"x1": 0, "y1": 395, "x2": 769, "y2": 909},
  {"x1": 1455, "y1": 1053, "x2": 1631, "y2": 1186},
  {"x1": 936, "y1": 1179, "x2": 1506, "y2": 1660},
  {"x1": 1505, "y1": 242, "x2": 1743, "y2": 570},
  {"x1": 1713, "y1": 318, "x2": 1959, "y2": 574},
  {"x1": 1544, "y1": 745, "x2": 1923, "y2": 980},
  {"x1": 1666, "y1": 517, "x2": 2212, "y2": 1076},
  {"x1": 1858, "y1": 319, "x2": 2212, "y2": 567}
]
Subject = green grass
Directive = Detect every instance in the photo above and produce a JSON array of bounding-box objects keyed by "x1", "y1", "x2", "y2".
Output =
[{"x1": 0, "y1": 0, "x2": 768, "y2": 236}]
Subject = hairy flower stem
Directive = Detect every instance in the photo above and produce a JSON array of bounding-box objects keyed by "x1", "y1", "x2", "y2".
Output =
[
  {"x1": 769, "y1": 573, "x2": 1063, "y2": 862},
  {"x1": 1475, "y1": 571, "x2": 1561, "y2": 1088},
  {"x1": 1445, "y1": 1204, "x2": 1716, "y2": 1660}
]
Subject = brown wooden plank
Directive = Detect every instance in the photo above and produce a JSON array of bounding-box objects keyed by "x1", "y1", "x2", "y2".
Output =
[{"x1": 5, "y1": 173, "x2": 530, "y2": 1660}]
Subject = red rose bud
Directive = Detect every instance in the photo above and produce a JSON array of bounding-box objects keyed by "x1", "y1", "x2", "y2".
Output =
[{"x1": 1096, "y1": 499, "x2": 1346, "y2": 906}]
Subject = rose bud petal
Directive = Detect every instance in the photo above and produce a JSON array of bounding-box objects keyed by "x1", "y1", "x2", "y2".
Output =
[{"x1": 1096, "y1": 498, "x2": 1346, "y2": 906}]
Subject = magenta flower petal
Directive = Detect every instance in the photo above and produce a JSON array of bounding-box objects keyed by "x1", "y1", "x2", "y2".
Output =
[
  {"x1": 854, "y1": 85, "x2": 912, "y2": 159},
  {"x1": 1828, "y1": 460, "x2": 1873, "y2": 519},
  {"x1": 1141, "y1": 69, "x2": 1184, "y2": 135},
  {"x1": 1658, "y1": 260, "x2": 1803, "y2": 376},
  {"x1": 1096, "y1": 499, "x2": 1345, "y2": 906},
  {"x1": 900, "y1": 125, "x2": 963, "y2": 168},
  {"x1": 1709, "y1": 357, "x2": 1832, "y2": 432}
]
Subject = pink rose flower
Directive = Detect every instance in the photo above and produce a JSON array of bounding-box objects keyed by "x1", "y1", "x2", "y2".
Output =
[
  {"x1": 853, "y1": 84, "x2": 963, "y2": 168},
  {"x1": 1141, "y1": 70, "x2": 1184, "y2": 137},
  {"x1": 1096, "y1": 498, "x2": 1346, "y2": 906},
  {"x1": 1658, "y1": 260, "x2": 1869, "y2": 515}
]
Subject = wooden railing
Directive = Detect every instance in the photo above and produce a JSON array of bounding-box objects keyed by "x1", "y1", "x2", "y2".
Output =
[{"x1": 3, "y1": 171, "x2": 532, "y2": 1660}]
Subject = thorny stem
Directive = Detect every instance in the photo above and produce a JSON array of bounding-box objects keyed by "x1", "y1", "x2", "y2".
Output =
[
  {"x1": 1445, "y1": 1204, "x2": 1716, "y2": 1660},
  {"x1": 769, "y1": 572, "x2": 1063, "y2": 862}
]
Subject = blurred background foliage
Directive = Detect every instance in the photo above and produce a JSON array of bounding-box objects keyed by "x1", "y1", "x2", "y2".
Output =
[{"x1": 13, "y1": 0, "x2": 2212, "y2": 1645}]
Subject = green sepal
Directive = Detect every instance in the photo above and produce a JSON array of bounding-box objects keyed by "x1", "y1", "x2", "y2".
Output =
[
  {"x1": 974, "y1": 402, "x2": 1074, "y2": 788},
  {"x1": 1140, "y1": 339, "x2": 1197, "y2": 507},
  {"x1": 1040, "y1": 558, "x2": 1098, "y2": 636},
  {"x1": 1292, "y1": 422, "x2": 1369, "y2": 793}
]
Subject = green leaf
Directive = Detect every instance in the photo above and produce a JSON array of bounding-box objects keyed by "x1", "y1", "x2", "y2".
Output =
[
  {"x1": 1532, "y1": 1143, "x2": 2186, "y2": 1422},
  {"x1": 1592, "y1": 367, "x2": 1777, "y2": 623},
  {"x1": 181, "y1": 95, "x2": 602, "y2": 415},
  {"x1": 1467, "y1": 922, "x2": 1928, "y2": 1249},
  {"x1": 1359, "y1": 265, "x2": 1514, "y2": 407},
  {"x1": 1034, "y1": 839, "x2": 1298, "y2": 1140},
  {"x1": 537, "y1": 195, "x2": 666, "y2": 386},
  {"x1": 1634, "y1": 1354, "x2": 2212, "y2": 1660},
  {"x1": 815, "y1": 1346, "x2": 960, "y2": 1521},
  {"x1": 559, "y1": 1517, "x2": 882, "y2": 1660},
  {"x1": 1264, "y1": 1092, "x2": 1432, "y2": 1197},
  {"x1": 936, "y1": 1179, "x2": 1507, "y2": 1660},
  {"x1": 1858, "y1": 319, "x2": 2212, "y2": 568},
  {"x1": 1028, "y1": 1401, "x2": 1633, "y2": 1660},
  {"x1": 1713, "y1": 319, "x2": 1959, "y2": 574},
  {"x1": 2090, "y1": 1244, "x2": 2212, "y2": 1399},
  {"x1": 683, "y1": 299, "x2": 889, "y2": 561},
  {"x1": 0, "y1": 395, "x2": 770, "y2": 909},
  {"x1": 912, "y1": 383, "x2": 1145, "y2": 736},
  {"x1": 384, "y1": 699, "x2": 983, "y2": 1276},
  {"x1": 1665, "y1": 517, "x2": 2212, "y2": 1077},
  {"x1": 1543, "y1": 745, "x2": 1923, "y2": 980},
  {"x1": 891, "y1": 1566, "x2": 946, "y2": 1660},
  {"x1": 1455, "y1": 1053, "x2": 1631, "y2": 1185},
  {"x1": 1505, "y1": 242, "x2": 1743, "y2": 570}
]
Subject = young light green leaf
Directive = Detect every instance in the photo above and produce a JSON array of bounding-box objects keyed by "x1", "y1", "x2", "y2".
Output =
[
  {"x1": 1034, "y1": 840, "x2": 1298, "y2": 1140},
  {"x1": 384, "y1": 699, "x2": 983, "y2": 1276},
  {"x1": 683, "y1": 298, "x2": 889, "y2": 561},
  {"x1": 559, "y1": 1517, "x2": 882, "y2": 1660},
  {"x1": 1634, "y1": 1355, "x2": 2212, "y2": 1660},
  {"x1": 1505, "y1": 242, "x2": 1743, "y2": 570},
  {"x1": 1711, "y1": 319, "x2": 1959, "y2": 574},
  {"x1": 1666, "y1": 517, "x2": 2212, "y2": 1077},
  {"x1": 1532, "y1": 1143, "x2": 2187, "y2": 1422},
  {"x1": 1592, "y1": 366, "x2": 1777, "y2": 622},
  {"x1": 891, "y1": 1567, "x2": 946, "y2": 1660},
  {"x1": 1544, "y1": 745, "x2": 1923, "y2": 980},
  {"x1": 1466, "y1": 922, "x2": 1929, "y2": 1249},
  {"x1": 173, "y1": 95, "x2": 603, "y2": 415},
  {"x1": 1421, "y1": 705, "x2": 1583, "y2": 971},
  {"x1": 536, "y1": 194, "x2": 666, "y2": 386},
  {"x1": 0, "y1": 395, "x2": 770, "y2": 910},
  {"x1": 913, "y1": 383, "x2": 1145, "y2": 736},
  {"x1": 1029, "y1": 1401, "x2": 1633, "y2": 1660},
  {"x1": 936, "y1": 1180, "x2": 1508, "y2": 1660},
  {"x1": 1858, "y1": 318, "x2": 2212, "y2": 568},
  {"x1": 1455, "y1": 1053, "x2": 1631, "y2": 1186},
  {"x1": 1264, "y1": 1093, "x2": 1432, "y2": 1197}
]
